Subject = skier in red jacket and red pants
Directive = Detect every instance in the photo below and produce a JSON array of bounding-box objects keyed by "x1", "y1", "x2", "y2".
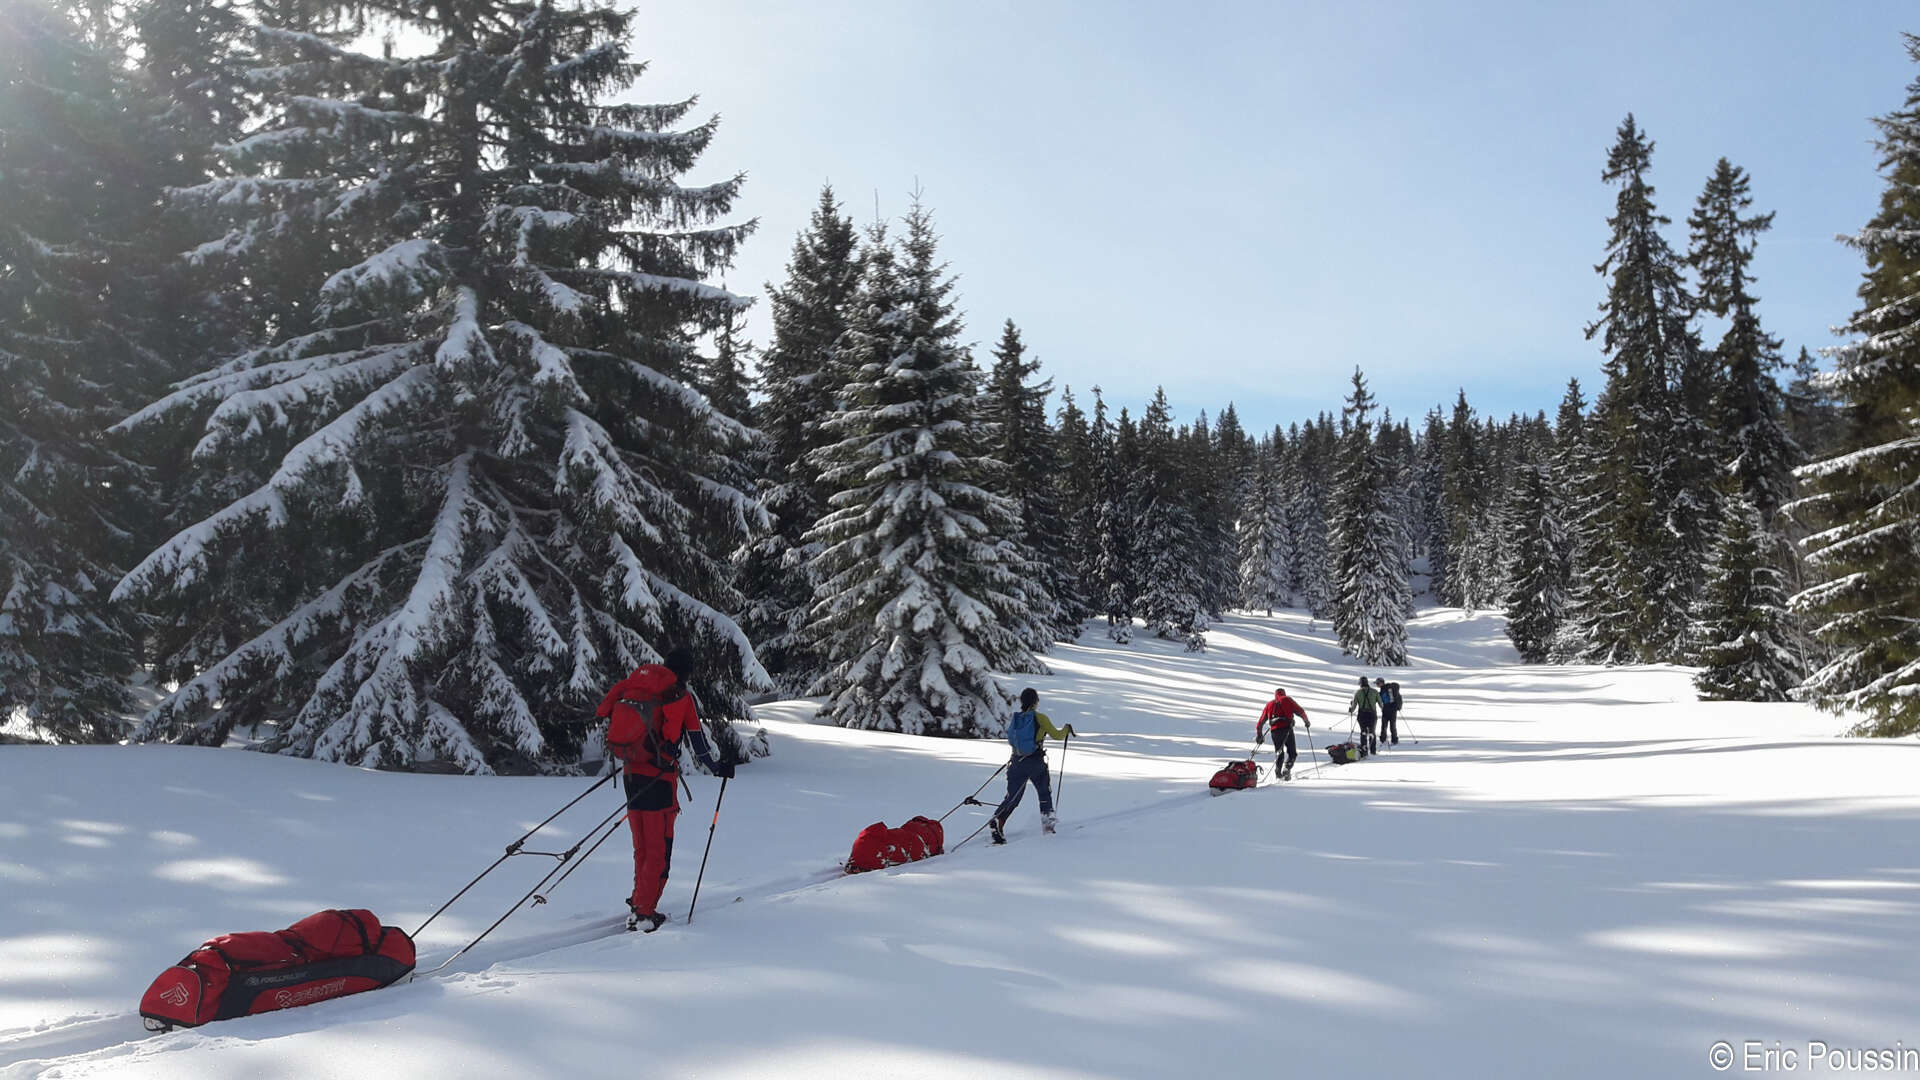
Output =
[
  {"x1": 1256, "y1": 688, "x2": 1311, "y2": 781},
  {"x1": 595, "y1": 646, "x2": 732, "y2": 933}
]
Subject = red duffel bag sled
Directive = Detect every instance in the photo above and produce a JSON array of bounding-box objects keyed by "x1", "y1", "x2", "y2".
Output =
[
  {"x1": 845, "y1": 815, "x2": 946, "y2": 873},
  {"x1": 139, "y1": 908, "x2": 416, "y2": 1031},
  {"x1": 1209, "y1": 759, "x2": 1259, "y2": 795}
]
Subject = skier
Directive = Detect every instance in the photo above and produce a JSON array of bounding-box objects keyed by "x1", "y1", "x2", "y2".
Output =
[
  {"x1": 1254, "y1": 687, "x2": 1311, "y2": 780},
  {"x1": 595, "y1": 646, "x2": 734, "y2": 932},
  {"x1": 1376, "y1": 677, "x2": 1402, "y2": 747},
  {"x1": 1347, "y1": 675, "x2": 1381, "y2": 755},
  {"x1": 990, "y1": 688, "x2": 1074, "y2": 845}
]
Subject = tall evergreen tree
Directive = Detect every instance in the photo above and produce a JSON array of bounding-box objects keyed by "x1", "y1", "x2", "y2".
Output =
[
  {"x1": 1092, "y1": 394, "x2": 1136, "y2": 640},
  {"x1": 113, "y1": 3, "x2": 766, "y2": 772},
  {"x1": 0, "y1": 0, "x2": 162, "y2": 741},
  {"x1": 1782, "y1": 347, "x2": 1846, "y2": 465},
  {"x1": 1567, "y1": 115, "x2": 1708, "y2": 662},
  {"x1": 1689, "y1": 157, "x2": 1798, "y2": 525},
  {"x1": 1132, "y1": 389, "x2": 1208, "y2": 644},
  {"x1": 1053, "y1": 385, "x2": 1100, "y2": 615},
  {"x1": 1693, "y1": 494, "x2": 1805, "y2": 701},
  {"x1": 1289, "y1": 418, "x2": 1337, "y2": 618},
  {"x1": 739, "y1": 186, "x2": 862, "y2": 692},
  {"x1": 1236, "y1": 439, "x2": 1290, "y2": 614},
  {"x1": 983, "y1": 319, "x2": 1078, "y2": 641},
  {"x1": 805, "y1": 204, "x2": 1043, "y2": 735},
  {"x1": 1329, "y1": 369, "x2": 1409, "y2": 665},
  {"x1": 1789, "y1": 36, "x2": 1920, "y2": 736},
  {"x1": 1416, "y1": 408, "x2": 1449, "y2": 598},
  {"x1": 1504, "y1": 462, "x2": 1572, "y2": 663}
]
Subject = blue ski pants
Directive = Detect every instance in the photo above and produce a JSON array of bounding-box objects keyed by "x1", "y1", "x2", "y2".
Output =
[{"x1": 994, "y1": 751, "x2": 1053, "y2": 822}]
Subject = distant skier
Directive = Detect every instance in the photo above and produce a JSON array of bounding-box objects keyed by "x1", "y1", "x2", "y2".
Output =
[
  {"x1": 1348, "y1": 675, "x2": 1381, "y2": 755},
  {"x1": 596, "y1": 646, "x2": 733, "y2": 932},
  {"x1": 990, "y1": 688, "x2": 1074, "y2": 845},
  {"x1": 1376, "y1": 677, "x2": 1402, "y2": 747},
  {"x1": 1254, "y1": 687, "x2": 1311, "y2": 781}
]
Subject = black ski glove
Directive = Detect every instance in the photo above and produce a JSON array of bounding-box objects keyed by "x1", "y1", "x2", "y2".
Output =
[{"x1": 713, "y1": 756, "x2": 736, "y2": 780}]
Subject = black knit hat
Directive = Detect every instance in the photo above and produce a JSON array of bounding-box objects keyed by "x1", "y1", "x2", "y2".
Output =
[
  {"x1": 1019, "y1": 687, "x2": 1039, "y2": 709},
  {"x1": 663, "y1": 646, "x2": 695, "y2": 681}
]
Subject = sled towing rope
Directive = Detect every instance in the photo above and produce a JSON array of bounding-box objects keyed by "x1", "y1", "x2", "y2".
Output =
[
  {"x1": 413, "y1": 771, "x2": 631, "y2": 977},
  {"x1": 409, "y1": 771, "x2": 617, "y2": 942},
  {"x1": 939, "y1": 760, "x2": 1010, "y2": 823}
]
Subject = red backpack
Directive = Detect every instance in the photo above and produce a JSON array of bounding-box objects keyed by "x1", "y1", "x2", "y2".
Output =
[{"x1": 607, "y1": 675, "x2": 687, "y2": 776}]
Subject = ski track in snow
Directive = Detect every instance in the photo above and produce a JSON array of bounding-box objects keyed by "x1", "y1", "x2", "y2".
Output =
[{"x1": 4, "y1": 609, "x2": 1918, "y2": 1079}]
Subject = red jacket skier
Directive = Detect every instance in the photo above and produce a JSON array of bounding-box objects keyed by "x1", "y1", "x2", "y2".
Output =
[
  {"x1": 1255, "y1": 688, "x2": 1311, "y2": 781},
  {"x1": 595, "y1": 646, "x2": 731, "y2": 932}
]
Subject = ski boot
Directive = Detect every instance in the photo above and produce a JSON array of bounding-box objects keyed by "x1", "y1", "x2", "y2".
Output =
[
  {"x1": 1042, "y1": 812, "x2": 1057, "y2": 835},
  {"x1": 989, "y1": 815, "x2": 1007, "y2": 845},
  {"x1": 1281, "y1": 767, "x2": 1292, "y2": 782},
  {"x1": 625, "y1": 900, "x2": 667, "y2": 933}
]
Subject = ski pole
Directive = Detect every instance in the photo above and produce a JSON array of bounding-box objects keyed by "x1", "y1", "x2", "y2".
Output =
[
  {"x1": 420, "y1": 801, "x2": 630, "y2": 976},
  {"x1": 685, "y1": 776, "x2": 729, "y2": 924},
  {"x1": 940, "y1": 759, "x2": 1010, "y2": 822},
  {"x1": 1302, "y1": 725, "x2": 1322, "y2": 779},
  {"x1": 411, "y1": 770, "x2": 619, "y2": 939},
  {"x1": 1054, "y1": 732, "x2": 1071, "y2": 813},
  {"x1": 1401, "y1": 715, "x2": 1419, "y2": 744}
]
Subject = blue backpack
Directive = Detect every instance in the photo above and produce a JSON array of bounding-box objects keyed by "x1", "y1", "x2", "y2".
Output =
[{"x1": 1008, "y1": 710, "x2": 1040, "y2": 756}]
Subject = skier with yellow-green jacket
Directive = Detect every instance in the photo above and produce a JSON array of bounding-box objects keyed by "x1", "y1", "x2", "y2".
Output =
[{"x1": 1348, "y1": 676, "x2": 1382, "y2": 756}]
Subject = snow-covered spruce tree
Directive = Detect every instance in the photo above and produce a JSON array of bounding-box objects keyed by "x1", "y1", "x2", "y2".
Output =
[
  {"x1": 1197, "y1": 406, "x2": 1250, "y2": 617},
  {"x1": 1504, "y1": 462, "x2": 1572, "y2": 663},
  {"x1": 1567, "y1": 115, "x2": 1708, "y2": 662},
  {"x1": 1329, "y1": 369, "x2": 1410, "y2": 665},
  {"x1": 1289, "y1": 418, "x2": 1338, "y2": 619},
  {"x1": 1267, "y1": 428, "x2": 1300, "y2": 602},
  {"x1": 1096, "y1": 400, "x2": 1140, "y2": 640},
  {"x1": 0, "y1": 0, "x2": 167, "y2": 741},
  {"x1": 1132, "y1": 389, "x2": 1209, "y2": 643},
  {"x1": 1783, "y1": 346, "x2": 1846, "y2": 465},
  {"x1": 1415, "y1": 408, "x2": 1449, "y2": 598},
  {"x1": 1789, "y1": 36, "x2": 1920, "y2": 736},
  {"x1": 1053, "y1": 386, "x2": 1102, "y2": 611},
  {"x1": 804, "y1": 204, "x2": 1044, "y2": 736},
  {"x1": 1441, "y1": 391, "x2": 1503, "y2": 611},
  {"x1": 737, "y1": 186, "x2": 861, "y2": 693},
  {"x1": 1236, "y1": 440, "x2": 1289, "y2": 614},
  {"x1": 1692, "y1": 493, "x2": 1804, "y2": 701},
  {"x1": 983, "y1": 319, "x2": 1079, "y2": 641},
  {"x1": 1379, "y1": 414, "x2": 1421, "y2": 618},
  {"x1": 704, "y1": 302, "x2": 755, "y2": 425},
  {"x1": 1689, "y1": 157, "x2": 1798, "y2": 526},
  {"x1": 113, "y1": 5, "x2": 767, "y2": 772}
]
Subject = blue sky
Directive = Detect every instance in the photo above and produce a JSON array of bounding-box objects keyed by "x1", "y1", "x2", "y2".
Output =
[{"x1": 636, "y1": 0, "x2": 1915, "y2": 434}]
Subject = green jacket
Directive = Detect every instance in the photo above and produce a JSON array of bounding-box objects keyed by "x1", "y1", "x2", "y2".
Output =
[{"x1": 1349, "y1": 686, "x2": 1380, "y2": 713}]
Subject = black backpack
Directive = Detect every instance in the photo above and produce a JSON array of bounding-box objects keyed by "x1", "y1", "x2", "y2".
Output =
[{"x1": 1386, "y1": 682, "x2": 1403, "y2": 710}]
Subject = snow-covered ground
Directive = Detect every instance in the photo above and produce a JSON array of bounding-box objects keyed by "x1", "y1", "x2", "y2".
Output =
[{"x1": 5, "y1": 610, "x2": 1917, "y2": 1079}]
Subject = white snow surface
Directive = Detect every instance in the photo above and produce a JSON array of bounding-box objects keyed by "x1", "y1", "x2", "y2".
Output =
[{"x1": 4, "y1": 609, "x2": 1917, "y2": 1079}]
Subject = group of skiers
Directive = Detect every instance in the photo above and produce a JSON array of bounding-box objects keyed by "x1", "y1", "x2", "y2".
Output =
[
  {"x1": 594, "y1": 645, "x2": 1403, "y2": 933},
  {"x1": 593, "y1": 650, "x2": 1077, "y2": 932},
  {"x1": 1254, "y1": 676, "x2": 1405, "y2": 780}
]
